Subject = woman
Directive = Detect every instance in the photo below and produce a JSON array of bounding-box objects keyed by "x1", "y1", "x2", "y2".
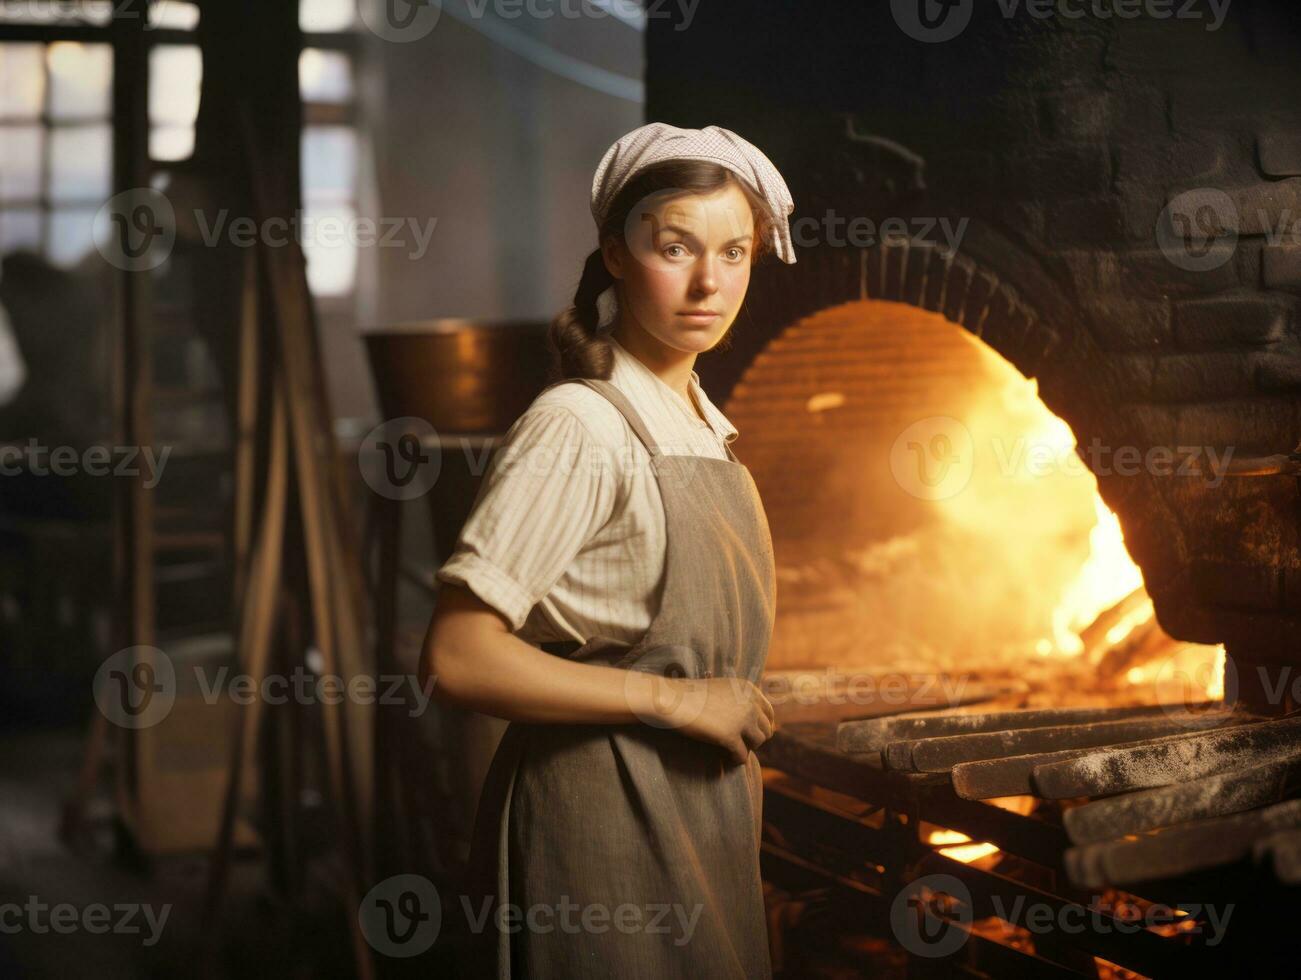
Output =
[{"x1": 421, "y1": 122, "x2": 797, "y2": 978}]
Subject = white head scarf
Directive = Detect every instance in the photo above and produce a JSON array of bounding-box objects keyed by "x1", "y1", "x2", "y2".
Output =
[{"x1": 588, "y1": 122, "x2": 797, "y2": 329}]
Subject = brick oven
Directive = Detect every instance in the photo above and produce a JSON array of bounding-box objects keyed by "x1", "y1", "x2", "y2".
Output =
[{"x1": 645, "y1": 1, "x2": 1301, "y2": 975}]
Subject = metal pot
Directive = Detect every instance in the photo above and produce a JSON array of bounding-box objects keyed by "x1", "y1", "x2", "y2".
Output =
[{"x1": 362, "y1": 318, "x2": 554, "y2": 434}]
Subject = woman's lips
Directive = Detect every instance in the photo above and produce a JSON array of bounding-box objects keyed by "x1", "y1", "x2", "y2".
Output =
[{"x1": 678, "y1": 311, "x2": 720, "y2": 321}]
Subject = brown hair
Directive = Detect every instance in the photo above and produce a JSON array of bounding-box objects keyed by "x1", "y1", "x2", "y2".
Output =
[{"x1": 549, "y1": 159, "x2": 776, "y2": 380}]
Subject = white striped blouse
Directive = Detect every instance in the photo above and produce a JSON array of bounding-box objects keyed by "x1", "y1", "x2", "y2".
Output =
[{"x1": 434, "y1": 335, "x2": 740, "y2": 644}]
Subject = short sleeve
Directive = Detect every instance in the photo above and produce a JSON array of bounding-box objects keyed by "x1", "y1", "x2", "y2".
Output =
[{"x1": 435, "y1": 405, "x2": 622, "y2": 632}]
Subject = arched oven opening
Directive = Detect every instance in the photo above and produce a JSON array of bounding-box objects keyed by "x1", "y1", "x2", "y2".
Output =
[{"x1": 727, "y1": 296, "x2": 1224, "y2": 707}]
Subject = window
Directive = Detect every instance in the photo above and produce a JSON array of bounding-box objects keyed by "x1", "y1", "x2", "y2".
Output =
[
  {"x1": 0, "y1": 42, "x2": 111, "y2": 265},
  {"x1": 300, "y1": 0, "x2": 361, "y2": 299},
  {"x1": 149, "y1": 43, "x2": 201, "y2": 162},
  {"x1": 0, "y1": 0, "x2": 362, "y2": 297},
  {"x1": 0, "y1": 3, "x2": 202, "y2": 267}
]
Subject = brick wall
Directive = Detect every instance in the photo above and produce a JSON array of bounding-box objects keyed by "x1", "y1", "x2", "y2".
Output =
[{"x1": 648, "y1": 0, "x2": 1301, "y2": 663}]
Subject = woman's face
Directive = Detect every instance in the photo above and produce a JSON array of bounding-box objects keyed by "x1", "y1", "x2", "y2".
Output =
[{"x1": 603, "y1": 181, "x2": 756, "y2": 355}]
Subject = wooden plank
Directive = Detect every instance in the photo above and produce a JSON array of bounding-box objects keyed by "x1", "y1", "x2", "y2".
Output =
[
  {"x1": 241, "y1": 107, "x2": 370, "y2": 845},
  {"x1": 230, "y1": 247, "x2": 259, "y2": 613},
  {"x1": 1065, "y1": 799, "x2": 1301, "y2": 888},
  {"x1": 235, "y1": 102, "x2": 373, "y2": 978},
  {"x1": 1032, "y1": 714, "x2": 1301, "y2": 799},
  {"x1": 109, "y1": 0, "x2": 157, "y2": 852},
  {"x1": 760, "y1": 725, "x2": 1072, "y2": 867},
  {"x1": 837, "y1": 701, "x2": 1216, "y2": 755},
  {"x1": 765, "y1": 675, "x2": 1007, "y2": 726},
  {"x1": 950, "y1": 720, "x2": 1261, "y2": 800},
  {"x1": 888, "y1": 710, "x2": 1241, "y2": 773},
  {"x1": 206, "y1": 382, "x2": 288, "y2": 914},
  {"x1": 1063, "y1": 748, "x2": 1301, "y2": 844}
]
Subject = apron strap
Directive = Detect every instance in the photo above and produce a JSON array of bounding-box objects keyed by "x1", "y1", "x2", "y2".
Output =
[{"x1": 568, "y1": 377, "x2": 663, "y2": 457}]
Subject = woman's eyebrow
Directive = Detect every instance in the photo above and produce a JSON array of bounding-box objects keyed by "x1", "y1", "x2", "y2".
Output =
[{"x1": 661, "y1": 224, "x2": 755, "y2": 246}]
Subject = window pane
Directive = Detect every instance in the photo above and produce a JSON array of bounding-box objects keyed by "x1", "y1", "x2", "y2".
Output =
[
  {"x1": 149, "y1": 45, "x2": 202, "y2": 125},
  {"x1": 48, "y1": 208, "x2": 97, "y2": 267},
  {"x1": 302, "y1": 126, "x2": 357, "y2": 203},
  {"x1": 151, "y1": 124, "x2": 195, "y2": 162},
  {"x1": 0, "y1": 44, "x2": 46, "y2": 119},
  {"x1": 299, "y1": 48, "x2": 353, "y2": 104},
  {"x1": 149, "y1": 1, "x2": 199, "y2": 29},
  {"x1": 300, "y1": 0, "x2": 353, "y2": 31},
  {"x1": 0, "y1": 209, "x2": 42, "y2": 253},
  {"x1": 47, "y1": 42, "x2": 112, "y2": 119},
  {"x1": 302, "y1": 202, "x2": 357, "y2": 296},
  {"x1": 0, "y1": 125, "x2": 43, "y2": 201},
  {"x1": 49, "y1": 124, "x2": 111, "y2": 202}
]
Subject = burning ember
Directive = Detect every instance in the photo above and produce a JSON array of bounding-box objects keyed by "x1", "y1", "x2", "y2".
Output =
[
  {"x1": 926, "y1": 829, "x2": 1000, "y2": 864},
  {"x1": 923, "y1": 796, "x2": 1036, "y2": 864}
]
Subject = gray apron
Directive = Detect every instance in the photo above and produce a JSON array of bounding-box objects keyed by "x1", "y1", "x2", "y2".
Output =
[{"x1": 457, "y1": 377, "x2": 776, "y2": 978}]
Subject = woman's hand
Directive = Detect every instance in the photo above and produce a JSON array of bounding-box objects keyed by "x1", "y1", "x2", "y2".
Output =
[{"x1": 650, "y1": 675, "x2": 776, "y2": 764}]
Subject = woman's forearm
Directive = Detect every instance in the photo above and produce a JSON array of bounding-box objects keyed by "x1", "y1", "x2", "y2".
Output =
[{"x1": 420, "y1": 588, "x2": 670, "y2": 726}]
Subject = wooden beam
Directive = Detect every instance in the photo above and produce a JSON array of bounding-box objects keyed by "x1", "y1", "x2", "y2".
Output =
[
  {"x1": 1032, "y1": 714, "x2": 1301, "y2": 799},
  {"x1": 1065, "y1": 799, "x2": 1301, "y2": 888},
  {"x1": 887, "y1": 710, "x2": 1242, "y2": 773},
  {"x1": 1063, "y1": 748, "x2": 1301, "y2": 844},
  {"x1": 837, "y1": 702, "x2": 1212, "y2": 755}
]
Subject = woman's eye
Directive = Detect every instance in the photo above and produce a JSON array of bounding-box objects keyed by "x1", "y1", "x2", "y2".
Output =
[
  {"x1": 725, "y1": 247, "x2": 746, "y2": 261},
  {"x1": 663, "y1": 243, "x2": 689, "y2": 258}
]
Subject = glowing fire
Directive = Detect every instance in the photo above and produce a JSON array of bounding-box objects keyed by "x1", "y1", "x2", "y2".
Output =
[
  {"x1": 953, "y1": 364, "x2": 1226, "y2": 698},
  {"x1": 767, "y1": 313, "x2": 1227, "y2": 702},
  {"x1": 928, "y1": 829, "x2": 1000, "y2": 864},
  {"x1": 1044, "y1": 498, "x2": 1146, "y2": 657}
]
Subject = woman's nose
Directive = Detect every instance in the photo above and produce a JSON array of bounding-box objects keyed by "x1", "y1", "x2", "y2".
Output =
[{"x1": 691, "y1": 257, "x2": 720, "y2": 294}]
